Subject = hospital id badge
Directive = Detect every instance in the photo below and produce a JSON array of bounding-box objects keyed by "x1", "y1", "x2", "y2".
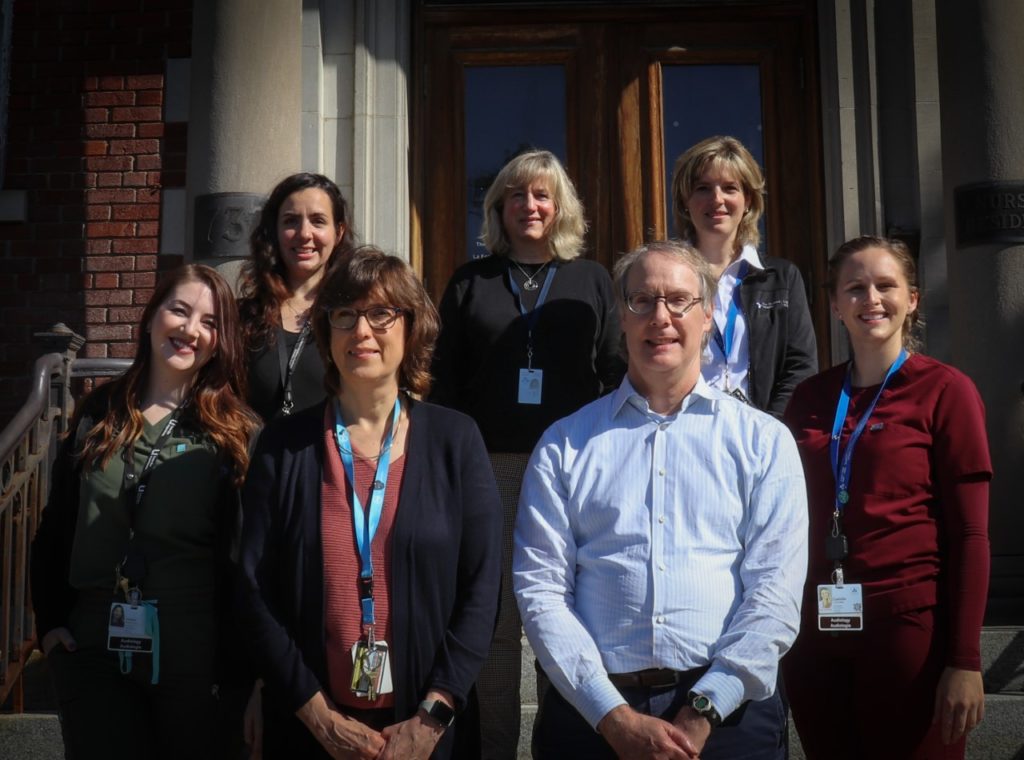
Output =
[
  {"x1": 518, "y1": 368, "x2": 543, "y2": 405},
  {"x1": 350, "y1": 640, "x2": 393, "y2": 700},
  {"x1": 107, "y1": 600, "x2": 154, "y2": 652},
  {"x1": 817, "y1": 583, "x2": 864, "y2": 632}
]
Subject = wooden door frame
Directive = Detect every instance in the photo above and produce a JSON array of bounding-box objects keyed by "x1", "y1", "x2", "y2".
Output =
[{"x1": 412, "y1": 1, "x2": 829, "y2": 365}]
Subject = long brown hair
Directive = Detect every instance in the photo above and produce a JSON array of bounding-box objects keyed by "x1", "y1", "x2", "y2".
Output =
[
  {"x1": 237, "y1": 172, "x2": 356, "y2": 353},
  {"x1": 76, "y1": 264, "x2": 259, "y2": 486}
]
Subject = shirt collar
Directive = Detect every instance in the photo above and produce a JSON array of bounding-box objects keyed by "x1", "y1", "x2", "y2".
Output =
[
  {"x1": 727, "y1": 243, "x2": 763, "y2": 275},
  {"x1": 611, "y1": 373, "x2": 718, "y2": 420}
]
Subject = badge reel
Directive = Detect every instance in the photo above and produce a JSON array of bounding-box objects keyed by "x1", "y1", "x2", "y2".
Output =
[
  {"x1": 350, "y1": 630, "x2": 393, "y2": 700},
  {"x1": 817, "y1": 514, "x2": 864, "y2": 632}
]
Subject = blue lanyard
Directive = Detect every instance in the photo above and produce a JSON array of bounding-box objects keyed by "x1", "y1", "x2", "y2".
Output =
[
  {"x1": 829, "y1": 350, "x2": 908, "y2": 513},
  {"x1": 333, "y1": 397, "x2": 401, "y2": 628},
  {"x1": 712, "y1": 260, "x2": 749, "y2": 360}
]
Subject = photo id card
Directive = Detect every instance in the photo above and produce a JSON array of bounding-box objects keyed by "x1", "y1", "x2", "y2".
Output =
[
  {"x1": 107, "y1": 601, "x2": 154, "y2": 652},
  {"x1": 817, "y1": 583, "x2": 864, "y2": 632},
  {"x1": 350, "y1": 640, "x2": 393, "y2": 700},
  {"x1": 518, "y1": 368, "x2": 543, "y2": 405}
]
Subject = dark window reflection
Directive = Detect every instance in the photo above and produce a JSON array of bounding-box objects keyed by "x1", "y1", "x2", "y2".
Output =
[{"x1": 464, "y1": 66, "x2": 567, "y2": 260}]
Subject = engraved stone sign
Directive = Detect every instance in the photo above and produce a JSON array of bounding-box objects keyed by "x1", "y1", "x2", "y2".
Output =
[{"x1": 955, "y1": 181, "x2": 1024, "y2": 246}]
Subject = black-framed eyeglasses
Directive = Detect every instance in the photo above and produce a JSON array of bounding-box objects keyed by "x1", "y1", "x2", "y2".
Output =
[
  {"x1": 326, "y1": 306, "x2": 405, "y2": 331},
  {"x1": 625, "y1": 291, "x2": 702, "y2": 318}
]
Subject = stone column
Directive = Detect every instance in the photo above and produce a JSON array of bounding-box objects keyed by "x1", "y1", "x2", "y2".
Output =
[
  {"x1": 936, "y1": 0, "x2": 1024, "y2": 623},
  {"x1": 351, "y1": 0, "x2": 411, "y2": 260},
  {"x1": 187, "y1": 0, "x2": 303, "y2": 284}
]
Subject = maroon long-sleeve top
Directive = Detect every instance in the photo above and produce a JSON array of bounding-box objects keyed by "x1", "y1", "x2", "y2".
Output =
[{"x1": 784, "y1": 353, "x2": 991, "y2": 669}]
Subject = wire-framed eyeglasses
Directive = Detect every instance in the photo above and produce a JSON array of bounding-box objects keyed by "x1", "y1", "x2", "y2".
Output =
[
  {"x1": 625, "y1": 291, "x2": 702, "y2": 318},
  {"x1": 326, "y1": 306, "x2": 405, "y2": 331}
]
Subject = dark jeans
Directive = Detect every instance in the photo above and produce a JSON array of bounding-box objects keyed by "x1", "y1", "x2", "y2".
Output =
[{"x1": 534, "y1": 679, "x2": 787, "y2": 760}]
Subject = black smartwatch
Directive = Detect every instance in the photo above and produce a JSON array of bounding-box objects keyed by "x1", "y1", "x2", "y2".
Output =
[
  {"x1": 687, "y1": 691, "x2": 723, "y2": 728},
  {"x1": 419, "y1": 699, "x2": 456, "y2": 729}
]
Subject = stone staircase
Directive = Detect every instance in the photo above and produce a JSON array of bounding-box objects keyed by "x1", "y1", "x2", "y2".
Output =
[{"x1": 2, "y1": 629, "x2": 1022, "y2": 759}]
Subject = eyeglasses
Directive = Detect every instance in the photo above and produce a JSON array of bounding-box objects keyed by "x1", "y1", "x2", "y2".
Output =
[
  {"x1": 326, "y1": 306, "x2": 404, "y2": 331},
  {"x1": 625, "y1": 291, "x2": 702, "y2": 317}
]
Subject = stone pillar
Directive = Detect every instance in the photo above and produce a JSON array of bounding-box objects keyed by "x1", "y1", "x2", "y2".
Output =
[
  {"x1": 936, "y1": 0, "x2": 1024, "y2": 623},
  {"x1": 187, "y1": 0, "x2": 303, "y2": 284},
  {"x1": 352, "y1": 0, "x2": 411, "y2": 260}
]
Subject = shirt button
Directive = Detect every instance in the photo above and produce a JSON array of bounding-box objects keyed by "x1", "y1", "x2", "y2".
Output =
[
  {"x1": 658, "y1": 562, "x2": 666, "y2": 571},
  {"x1": 126, "y1": 473, "x2": 135, "y2": 481},
  {"x1": 658, "y1": 515, "x2": 666, "y2": 524},
  {"x1": 659, "y1": 423, "x2": 669, "y2": 431},
  {"x1": 656, "y1": 615, "x2": 665, "y2": 624},
  {"x1": 658, "y1": 468, "x2": 665, "y2": 477}
]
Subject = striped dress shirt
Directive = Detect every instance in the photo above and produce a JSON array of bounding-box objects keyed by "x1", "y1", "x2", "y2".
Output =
[{"x1": 513, "y1": 375, "x2": 808, "y2": 729}]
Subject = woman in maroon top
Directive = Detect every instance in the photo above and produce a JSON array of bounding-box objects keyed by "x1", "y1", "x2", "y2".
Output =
[{"x1": 783, "y1": 235, "x2": 991, "y2": 760}]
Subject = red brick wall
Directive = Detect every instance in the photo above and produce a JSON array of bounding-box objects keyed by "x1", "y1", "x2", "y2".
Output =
[{"x1": 0, "y1": 0, "x2": 191, "y2": 424}]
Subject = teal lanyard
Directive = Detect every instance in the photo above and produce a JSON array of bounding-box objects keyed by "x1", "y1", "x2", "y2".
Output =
[{"x1": 333, "y1": 397, "x2": 401, "y2": 628}]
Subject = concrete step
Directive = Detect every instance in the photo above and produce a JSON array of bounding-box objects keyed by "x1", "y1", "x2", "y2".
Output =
[
  {"x1": 0, "y1": 713, "x2": 63, "y2": 760},
  {"x1": 982, "y1": 627, "x2": 1024, "y2": 694}
]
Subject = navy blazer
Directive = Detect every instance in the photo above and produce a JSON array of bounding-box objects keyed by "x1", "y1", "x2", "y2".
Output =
[{"x1": 236, "y1": 397, "x2": 502, "y2": 757}]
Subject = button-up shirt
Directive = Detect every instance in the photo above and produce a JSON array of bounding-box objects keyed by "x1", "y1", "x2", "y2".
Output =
[
  {"x1": 702, "y1": 243, "x2": 763, "y2": 396},
  {"x1": 513, "y1": 375, "x2": 808, "y2": 728}
]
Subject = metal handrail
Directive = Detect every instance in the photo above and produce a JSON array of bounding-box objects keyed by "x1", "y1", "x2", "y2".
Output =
[
  {"x1": 0, "y1": 334, "x2": 127, "y2": 711},
  {"x1": 0, "y1": 353, "x2": 65, "y2": 467}
]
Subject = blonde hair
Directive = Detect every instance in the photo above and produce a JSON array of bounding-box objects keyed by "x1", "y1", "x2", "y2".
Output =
[
  {"x1": 671, "y1": 136, "x2": 766, "y2": 249},
  {"x1": 480, "y1": 150, "x2": 587, "y2": 260}
]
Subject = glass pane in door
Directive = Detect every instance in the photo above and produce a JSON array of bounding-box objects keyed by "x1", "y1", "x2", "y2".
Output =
[
  {"x1": 464, "y1": 66, "x2": 567, "y2": 260},
  {"x1": 661, "y1": 65, "x2": 763, "y2": 242}
]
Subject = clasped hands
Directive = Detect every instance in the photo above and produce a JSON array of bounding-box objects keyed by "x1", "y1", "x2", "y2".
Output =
[
  {"x1": 297, "y1": 689, "x2": 450, "y2": 760},
  {"x1": 597, "y1": 703, "x2": 712, "y2": 760}
]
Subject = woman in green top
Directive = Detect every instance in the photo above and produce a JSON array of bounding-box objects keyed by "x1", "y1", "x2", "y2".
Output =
[{"x1": 31, "y1": 264, "x2": 259, "y2": 760}]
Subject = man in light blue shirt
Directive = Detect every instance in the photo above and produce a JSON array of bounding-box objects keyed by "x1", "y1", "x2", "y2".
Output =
[{"x1": 514, "y1": 241, "x2": 808, "y2": 760}]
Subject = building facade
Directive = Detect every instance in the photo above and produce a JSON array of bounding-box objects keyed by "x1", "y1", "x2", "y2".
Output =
[{"x1": 0, "y1": 0, "x2": 1020, "y2": 618}]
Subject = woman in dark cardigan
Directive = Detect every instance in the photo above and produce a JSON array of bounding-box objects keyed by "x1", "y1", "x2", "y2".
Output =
[{"x1": 236, "y1": 247, "x2": 502, "y2": 759}]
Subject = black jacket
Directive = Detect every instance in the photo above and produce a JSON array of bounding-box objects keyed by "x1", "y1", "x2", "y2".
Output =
[
  {"x1": 740, "y1": 253, "x2": 818, "y2": 415},
  {"x1": 235, "y1": 398, "x2": 502, "y2": 759}
]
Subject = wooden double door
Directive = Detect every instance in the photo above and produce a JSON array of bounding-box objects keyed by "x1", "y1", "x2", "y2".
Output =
[{"x1": 413, "y1": 1, "x2": 829, "y2": 362}]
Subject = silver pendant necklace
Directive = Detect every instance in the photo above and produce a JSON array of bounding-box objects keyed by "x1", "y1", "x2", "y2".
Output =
[{"x1": 510, "y1": 259, "x2": 552, "y2": 291}]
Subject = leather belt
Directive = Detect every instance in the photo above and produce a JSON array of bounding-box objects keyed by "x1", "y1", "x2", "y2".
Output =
[{"x1": 607, "y1": 668, "x2": 692, "y2": 688}]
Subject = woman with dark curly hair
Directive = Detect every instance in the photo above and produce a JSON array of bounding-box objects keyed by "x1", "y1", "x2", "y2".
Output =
[
  {"x1": 237, "y1": 248, "x2": 502, "y2": 759},
  {"x1": 31, "y1": 264, "x2": 260, "y2": 759},
  {"x1": 238, "y1": 172, "x2": 356, "y2": 422}
]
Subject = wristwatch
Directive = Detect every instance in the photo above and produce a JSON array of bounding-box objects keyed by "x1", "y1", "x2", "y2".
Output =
[
  {"x1": 687, "y1": 691, "x2": 723, "y2": 728},
  {"x1": 419, "y1": 698, "x2": 456, "y2": 729}
]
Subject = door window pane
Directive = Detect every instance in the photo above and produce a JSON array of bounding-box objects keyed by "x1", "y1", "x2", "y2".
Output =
[
  {"x1": 464, "y1": 66, "x2": 567, "y2": 260},
  {"x1": 662, "y1": 65, "x2": 763, "y2": 242}
]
